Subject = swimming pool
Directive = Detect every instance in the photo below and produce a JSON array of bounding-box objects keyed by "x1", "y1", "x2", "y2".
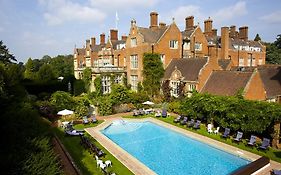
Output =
[{"x1": 102, "y1": 120, "x2": 250, "y2": 175}]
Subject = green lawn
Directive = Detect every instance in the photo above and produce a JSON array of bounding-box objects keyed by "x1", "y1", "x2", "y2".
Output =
[
  {"x1": 124, "y1": 114, "x2": 281, "y2": 163},
  {"x1": 53, "y1": 121, "x2": 133, "y2": 175}
]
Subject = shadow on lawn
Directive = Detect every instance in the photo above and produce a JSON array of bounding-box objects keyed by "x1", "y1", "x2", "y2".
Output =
[{"x1": 273, "y1": 150, "x2": 281, "y2": 159}]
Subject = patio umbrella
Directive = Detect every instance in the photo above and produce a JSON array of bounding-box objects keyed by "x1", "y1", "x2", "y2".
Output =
[
  {"x1": 142, "y1": 101, "x2": 154, "y2": 105},
  {"x1": 57, "y1": 109, "x2": 74, "y2": 115}
]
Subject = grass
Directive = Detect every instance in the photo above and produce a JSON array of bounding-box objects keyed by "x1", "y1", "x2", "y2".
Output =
[
  {"x1": 124, "y1": 114, "x2": 281, "y2": 163},
  {"x1": 53, "y1": 121, "x2": 133, "y2": 175}
]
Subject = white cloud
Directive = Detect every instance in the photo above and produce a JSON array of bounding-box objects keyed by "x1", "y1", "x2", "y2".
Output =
[
  {"x1": 213, "y1": 1, "x2": 247, "y2": 23},
  {"x1": 260, "y1": 10, "x2": 281, "y2": 24},
  {"x1": 90, "y1": 0, "x2": 159, "y2": 10},
  {"x1": 39, "y1": 0, "x2": 106, "y2": 26}
]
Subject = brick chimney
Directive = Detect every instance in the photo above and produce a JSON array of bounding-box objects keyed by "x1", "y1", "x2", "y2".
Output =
[
  {"x1": 239, "y1": 26, "x2": 248, "y2": 40},
  {"x1": 91, "y1": 37, "x2": 96, "y2": 46},
  {"x1": 110, "y1": 29, "x2": 118, "y2": 41},
  {"x1": 204, "y1": 17, "x2": 213, "y2": 36},
  {"x1": 212, "y1": 29, "x2": 217, "y2": 37},
  {"x1": 221, "y1": 27, "x2": 229, "y2": 59},
  {"x1": 159, "y1": 22, "x2": 166, "y2": 29},
  {"x1": 100, "y1": 33, "x2": 105, "y2": 45},
  {"x1": 150, "y1": 11, "x2": 158, "y2": 29},
  {"x1": 121, "y1": 35, "x2": 127, "y2": 41},
  {"x1": 229, "y1": 25, "x2": 236, "y2": 38},
  {"x1": 185, "y1": 16, "x2": 194, "y2": 30}
]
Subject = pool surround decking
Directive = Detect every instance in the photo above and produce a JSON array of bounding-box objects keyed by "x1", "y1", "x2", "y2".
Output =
[{"x1": 85, "y1": 117, "x2": 281, "y2": 175}]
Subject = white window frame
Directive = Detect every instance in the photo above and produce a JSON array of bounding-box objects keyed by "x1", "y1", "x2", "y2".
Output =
[
  {"x1": 195, "y1": 42, "x2": 202, "y2": 51},
  {"x1": 188, "y1": 84, "x2": 196, "y2": 92},
  {"x1": 114, "y1": 75, "x2": 122, "y2": 84},
  {"x1": 74, "y1": 53, "x2": 77, "y2": 58},
  {"x1": 252, "y1": 58, "x2": 256, "y2": 66},
  {"x1": 131, "y1": 75, "x2": 138, "y2": 91},
  {"x1": 169, "y1": 40, "x2": 178, "y2": 49},
  {"x1": 130, "y1": 55, "x2": 138, "y2": 69},
  {"x1": 258, "y1": 58, "x2": 263, "y2": 65},
  {"x1": 102, "y1": 76, "x2": 111, "y2": 94},
  {"x1": 247, "y1": 58, "x2": 251, "y2": 66},
  {"x1": 170, "y1": 80, "x2": 180, "y2": 97},
  {"x1": 131, "y1": 38, "x2": 137, "y2": 47},
  {"x1": 239, "y1": 58, "x2": 244, "y2": 67},
  {"x1": 183, "y1": 42, "x2": 190, "y2": 50},
  {"x1": 87, "y1": 50, "x2": 90, "y2": 56}
]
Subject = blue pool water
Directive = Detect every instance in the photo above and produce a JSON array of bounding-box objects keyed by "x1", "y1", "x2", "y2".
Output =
[{"x1": 102, "y1": 120, "x2": 250, "y2": 175}]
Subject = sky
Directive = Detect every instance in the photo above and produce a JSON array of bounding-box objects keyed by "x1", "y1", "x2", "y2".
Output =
[{"x1": 0, "y1": 0, "x2": 281, "y2": 63}]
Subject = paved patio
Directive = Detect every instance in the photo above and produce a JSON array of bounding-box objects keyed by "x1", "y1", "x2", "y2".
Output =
[{"x1": 86, "y1": 116, "x2": 281, "y2": 175}]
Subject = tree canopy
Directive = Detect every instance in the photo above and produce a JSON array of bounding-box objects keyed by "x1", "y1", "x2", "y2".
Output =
[
  {"x1": 266, "y1": 34, "x2": 281, "y2": 64},
  {"x1": 142, "y1": 53, "x2": 164, "y2": 97},
  {"x1": 0, "y1": 40, "x2": 16, "y2": 64}
]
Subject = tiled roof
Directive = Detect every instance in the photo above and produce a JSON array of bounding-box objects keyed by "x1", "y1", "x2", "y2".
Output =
[
  {"x1": 218, "y1": 59, "x2": 231, "y2": 70},
  {"x1": 91, "y1": 44, "x2": 104, "y2": 52},
  {"x1": 181, "y1": 27, "x2": 196, "y2": 39},
  {"x1": 111, "y1": 40, "x2": 126, "y2": 50},
  {"x1": 258, "y1": 65, "x2": 281, "y2": 98},
  {"x1": 201, "y1": 71, "x2": 253, "y2": 96},
  {"x1": 138, "y1": 26, "x2": 168, "y2": 43},
  {"x1": 164, "y1": 58, "x2": 208, "y2": 81},
  {"x1": 76, "y1": 48, "x2": 85, "y2": 55}
]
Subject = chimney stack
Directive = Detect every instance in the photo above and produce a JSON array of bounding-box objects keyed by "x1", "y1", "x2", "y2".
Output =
[
  {"x1": 204, "y1": 17, "x2": 213, "y2": 36},
  {"x1": 100, "y1": 33, "x2": 105, "y2": 45},
  {"x1": 91, "y1": 37, "x2": 96, "y2": 46},
  {"x1": 110, "y1": 29, "x2": 118, "y2": 41},
  {"x1": 221, "y1": 27, "x2": 229, "y2": 60},
  {"x1": 159, "y1": 22, "x2": 166, "y2": 29},
  {"x1": 239, "y1": 26, "x2": 248, "y2": 40},
  {"x1": 150, "y1": 11, "x2": 158, "y2": 29},
  {"x1": 185, "y1": 16, "x2": 194, "y2": 30},
  {"x1": 121, "y1": 35, "x2": 127, "y2": 41},
  {"x1": 212, "y1": 29, "x2": 217, "y2": 37},
  {"x1": 229, "y1": 25, "x2": 237, "y2": 38}
]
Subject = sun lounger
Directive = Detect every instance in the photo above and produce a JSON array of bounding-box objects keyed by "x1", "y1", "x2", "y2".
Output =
[
  {"x1": 65, "y1": 129, "x2": 83, "y2": 136},
  {"x1": 233, "y1": 131, "x2": 243, "y2": 143},
  {"x1": 155, "y1": 110, "x2": 161, "y2": 117},
  {"x1": 162, "y1": 109, "x2": 167, "y2": 118},
  {"x1": 247, "y1": 135, "x2": 257, "y2": 147},
  {"x1": 83, "y1": 116, "x2": 89, "y2": 124},
  {"x1": 187, "y1": 119, "x2": 195, "y2": 127},
  {"x1": 174, "y1": 115, "x2": 182, "y2": 123},
  {"x1": 193, "y1": 120, "x2": 201, "y2": 129},
  {"x1": 90, "y1": 115, "x2": 97, "y2": 123},
  {"x1": 180, "y1": 117, "x2": 188, "y2": 125},
  {"x1": 271, "y1": 169, "x2": 281, "y2": 175},
  {"x1": 222, "y1": 128, "x2": 230, "y2": 138},
  {"x1": 259, "y1": 138, "x2": 270, "y2": 150}
]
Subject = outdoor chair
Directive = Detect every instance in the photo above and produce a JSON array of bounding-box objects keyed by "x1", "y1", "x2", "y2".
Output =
[
  {"x1": 83, "y1": 116, "x2": 89, "y2": 124},
  {"x1": 180, "y1": 117, "x2": 188, "y2": 125},
  {"x1": 155, "y1": 110, "x2": 161, "y2": 117},
  {"x1": 259, "y1": 138, "x2": 270, "y2": 150},
  {"x1": 162, "y1": 109, "x2": 167, "y2": 118},
  {"x1": 207, "y1": 124, "x2": 213, "y2": 133},
  {"x1": 233, "y1": 131, "x2": 243, "y2": 143},
  {"x1": 90, "y1": 115, "x2": 97, "y2": 123},
  {"x1": 133, "y1": 109, "x2": 139, "y2": 116},
  {"x1": 247, "y1": 135, "x2": 257, "y2": 147},
  {"x1": 271, "y1": 169, "x2": 281, "y2": 175},
  {"x1": 65, "y1": 129, "x2": 83, "y2": 136},
  {"x1": 139, "y1": 109, "x2": 145, "y2": 115},
  {"x1": 214, "y1": 127, "x2": 220, "y2": 134},
  {"x1": 187, "y1": 119, "x2": 195, "y2": 127},
  {"x1": 193, "y1": 120, "x2": 201, "y2": 129},
  {"x1": 174, "y1": 115, "x2": 182, "y2": 123},
  {"x1": 222, "y1": 128, "x2": 230, "y2": 138}
]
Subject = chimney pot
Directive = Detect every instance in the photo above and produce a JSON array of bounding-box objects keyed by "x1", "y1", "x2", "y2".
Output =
[
  {"x1": 91, "y1": 37, "x2": 96, "y2": 46},
  {"x1": 239, "y1": 26, "x2": 248, "y2": 40},
  {"x1": 204, "y1": 18, "x2": 213, "y2": 36},
  {"x1": 100, "y1": 33, "x2": 105, "y2": 45},
  {"x1": 185, "y1": 16, "x2": 194, "y2": 30},
  {"x1": 110, "y1": 29, "x2": 118, "y2": 41},
  {"x1": 150, "y1": 11, "x2": 158, "y2": 29}
]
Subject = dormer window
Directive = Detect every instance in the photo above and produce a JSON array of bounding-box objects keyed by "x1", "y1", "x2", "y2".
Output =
[
  {"x1": 169, "y1": 40, "x2": 178, "y2": 49},
  {"x1": 131, "y1": 38, "x2": 137, "y2": 47},
  {"x1": 195, "y1": 42, "x2": 202, "y2": 51}
]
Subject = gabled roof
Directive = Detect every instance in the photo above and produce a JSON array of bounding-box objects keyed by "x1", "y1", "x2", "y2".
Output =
[
  {"x1": 201, "y1": 70, "x2": 253, "y2": 96},
  {"x1": 138, "y1": 26, "x2": 168, "y2": 43},
  {"x1": 181, "y1": 26, "x2": 197, "y2": 39},
  {"x1": 91, "y1": 44, "x2": 104, "y2": 52},
  {"x1": 111, "y1": 40, "x2": 126, "y2": 50},
  {"x1": 75, "y1": 48, "x2": 85, "y2": 55},
  {"x1": 164, "y1": 58, "x2": 208, "y2": 81},
  {"x1": 218, "y1": 59, "x2": 231, "y2": 70},
  {"x1": 258, "y1": 65, "x2": 281, "y2": 98}
]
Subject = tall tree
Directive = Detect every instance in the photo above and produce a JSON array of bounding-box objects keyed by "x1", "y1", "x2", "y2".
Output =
[
  {"x1": 0, "y1": 40, "x2": 16, "y2": 64},
  {"x1": 82, "y1": 67, "x2": 92, "y2": 92},
  {"x1": 142, "y1": 53, "x2": 164, "y2": 97},
  {"x1": 24, "y1": 58, "x2": 36, "y2": 80},
  {"x1": 37, "y1": 64, "x2": 55, "y2": 81},
  {"x1": 266, "y1": 35, "x2": 281, "y2": 64}
]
